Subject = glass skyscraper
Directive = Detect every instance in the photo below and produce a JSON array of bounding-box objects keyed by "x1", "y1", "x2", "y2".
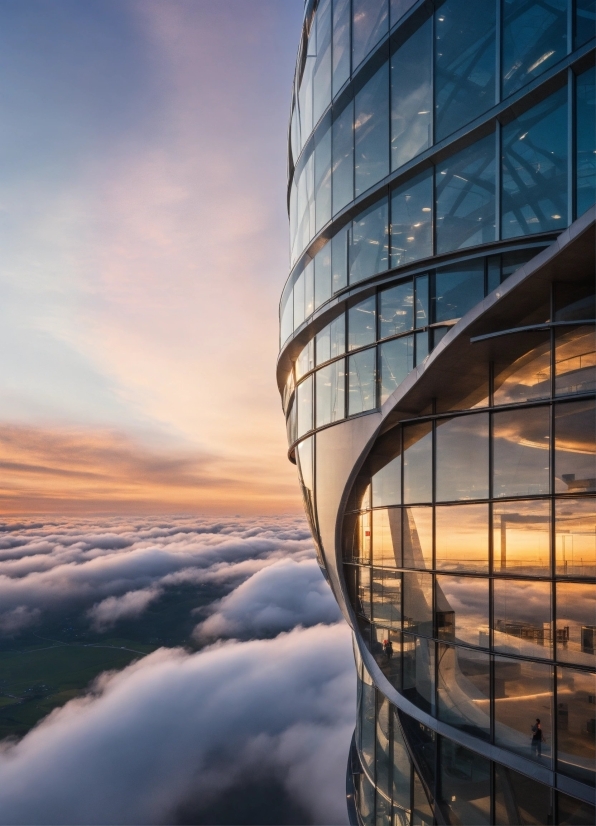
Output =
[{"x1": 278, "y1": 1, "x2": 595, "y2": 823}]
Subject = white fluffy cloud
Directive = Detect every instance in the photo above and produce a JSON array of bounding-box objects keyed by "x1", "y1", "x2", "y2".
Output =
[{"x1": 87, "y1": 586, "x2": 163, "y2": 632}]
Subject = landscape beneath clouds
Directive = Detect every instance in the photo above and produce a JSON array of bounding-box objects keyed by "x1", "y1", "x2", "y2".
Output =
[{"x1": 0, "y1": 516, "x2": 355, "y2": 825}]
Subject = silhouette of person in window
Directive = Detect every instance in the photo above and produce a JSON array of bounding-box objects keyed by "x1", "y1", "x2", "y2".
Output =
[
  {"x1": 383, "y1": 639, "x2": 393, "y2": 660},
  {"x1": 531, "y1": 718, "x2": 544, "y2": 757}
]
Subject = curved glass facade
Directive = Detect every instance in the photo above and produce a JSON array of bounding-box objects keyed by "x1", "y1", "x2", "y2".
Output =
[{"x1": 280, "y1": 2, "x2": 595, "y2": 824}]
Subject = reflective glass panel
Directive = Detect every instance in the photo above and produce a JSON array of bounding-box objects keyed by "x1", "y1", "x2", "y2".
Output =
[
  {"x1": 286, "y1": 396, "x2": 297, "y2": 444},
  {"x1": 435, "y1": 503, "x2": 489, "y2": 572},
  {"x1": 304, "y1": 261, "x2": 314, "y2": 318},
  {"x1": 493, "y1": 331, "x2": 551, "y2": 405},
  {"x1": 348, "y1": 296, "x2": 376, "y2": 350},
  {"x1": 350, "y1": 197, "x2": 389, "y2": 283},
  {"x1": 315, "y1": 358, "x2": 346, "y2": 427},
  {"x1": 434, "y1": 260, "x2": 484, "y2": 323},
  {"x1": 436, "y1": 575, "x2": 489, "y2": 648},
  {"x1": 403, "y1": 421, "x2": 432, "y2": 503},
  {"x1": 437, "y1": 737, "x2": 491, "y2": 825},
  {"x1": 493, "y1": 406, "x2": 550, "y2": 497},
  {"x1": 372, "y1": 568, "x2": 402, "y2": 628},
  {"x1": 316, "y1": 313, "x2": 345, "y2": 365},
  {"x1": 314, "y1": 244, "x2": 332, "y2": 310},
  {"x1": 555, "y1": 497, "x2": 596, "y2": 577},
  {"x1": 402, "y1": 634, "x2": 435, "y2": 713},
  {"x1": 314, "y1": 124, "x2": 332, "y2": 233},
  {"x1": 390, "y1": 18, "x2": 432, "y2": 170},
  {"x1": 554, "y1": 276, "x2": 596, "y2": 323},
  {"x1": 403, "y1": 506, "x2": 432, "y2": 570},
  {"x1": 492, "y1": 499, "x2": 551, "y2": 576},
  {"x1": 494, "y1": 764, "x2": 554, "y2": 825},
  {"x1": 332, "y1": 100, "x2": 354, "y2": 215},
  {"x1": 415, "y1": 330, "x2": 429, "y2": 366},
  {"x1": 412, "y1": 770, "x2": 434, "y2": 826},
  {"x1": 293, "y1": 271, "x2": 305, "y2": 329},
  {"x1": 554, "y1": 399, "x2": 596, "y2": 494},
  {"x1": 332, "y1": 0, "x2": 350, "y2": 95},
  {"x1": 392, "y1": 710, "x2": 411, "y2": 815},
  {"x1": 346, "y1": 508, "x2": 372, "y2": 563},
  {"x1": 502, "y1": 0, "x2": 567, "y2": 99},
  {"x1": 331, "y1": 225, "x2": 348, "y2": 292},
  {"x1": 493, "y1": 578, "x2": 552, "y2": 659},
  {"x1": 576, "y1": 66, "x2": 596, "y2": 217},
  {"x1": 436, "y1": 134, "x2": 496, "y2": 254},
  {"x1": 434, "y1": 0, "x2": 496, "y2": 141},
  {"x1": 403, "y1": 572, "x2": 432, "y2": 636},
  {"x1": 352, "y1": 0, "x2": 388, "y2": 69},
  {"x1": 280, "y1": 289, "x2": 293, "y2": 345},
  {"x1": 355, "y1": 61, "x2": 389, "y2": 196},
  {"x1": 371, "y1": 437, "x2": 401, "y2": 507},
  {"x1": 390, "y1": 171, "x2": 433, "y2": 268},
  {"x1": 415, "y1": 274, "x2": 429, "y2": 329},
  {"x1": 379, "y1": 281, "x2": 414, "y2": 339},
  {"x1": 296, "y1": 375, "x2": 313, "y2": 438},
  {"x1": 373, "y1": 626, "x2": 402, "y2": 690},
  {"x1": 555, "y1": 324, "x2": 596, "y2": 396},
  {"x1": 360, "y1": 670, "x2": 375, "y2": 771},
  {"x1": 556, "y1": 666, "x2": 596, "y2": 787},
  {"x1": 348, "y1": 348, "x2": 376, "y2": 415},
  {"x1": 357, "y1": 565, "x2": 372, "y2": 618},
  {"x1": 502, "y1": 87, "x2": 568, "y2": 238},
  {"x1": 376, "y1": 694, "x2": 391, "y2": 802},
  {"x1": 576, "y1": 0, "x2": 596, "y2": 48},
  {"x1": 296, "y1": 337, "x2": 314, "y2": 380},
  {"x1": 437, "y1": 646, "x2": 491, "y2": 740},
  {"x1": 379, "y1": 336, "x2": 414, "y2": 404},
  {"x1": 313, "y1": 0, "x2": 332, "y2": 124},
  {"x1": 557, "y1": 792, "x2": 596, "y2": 826},
  {"x1": 494, "y1": 656, "x2": 553, "y2": 765},
  {"x1": 390, "y1": 0, "x2": 417, "y2": 26},
  {"x1": 372, "y1": 508, "x2": 402, "y2": 567},
  {"x1": 556, "y1": 581, "x2": 596, "y2": 668},
  {"x1": 435, "y1": 413, "x2": 489, "y2": 501}
]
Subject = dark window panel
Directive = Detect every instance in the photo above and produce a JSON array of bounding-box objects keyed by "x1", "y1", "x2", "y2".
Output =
[
  {"x1": 435, "y1": 413, "x2": 489, "y2": 501},
  {"x1": 437, "y1": 736, "x2": 491, "y2": 824},
  {"x1": 352, "y1": 0, "x2": 389, "y2": 70},
  {"x1": 436, "y1": 134, "x2": 496, "y2": 254},
  {"x1": 415, "y1": 329, "x2": 429, "y2": 366},
  {"x1": 315, "y1": 358, "x2": 346, "y2": 426},
  {"x1": 372, "y1": 508, "x2": 402, "y2": 567},
  {"x1": 403, "y1": 506, "x2": 432, "y2": 569},
  {"x1": 379, "y1": 281, "x2": 414, "y2": 340},
  {"x1": 348, "y1": 296, "x2": 376, "y2": 350},
  {"x1": 390, "y1": 171, "x2": 433, "y2": 268},
  {"x1": 414, "y1": 273, "x2": 430, "y2": 328},
  {"x1": 402, "y1": 633, "x2": 435, "y2": 713},
  {"x1": 390, "y1": 0, "x2": 418, "y2": 27},
  {"x1": 553, "y1": 278, "x2": 596, "y2": 322},
  {"x1": 437, "y1": 645, "x2": 491, "y2": 740},
  {"x1": 403, "y1": 421, "x2": 432, "y2": 503},
  {"x1": 436, "y1": 574, "x2": 489, "y2": 647},
  {"x1": 357, "y1": 773, "x2": 375, "y2": 826},
  {"x1": 556, "y1": 581, "x2": 596, "y2": 669},
  {"x1": 502, "y1": 87, "x2": 568, "y2": 239},
  {"x1": 493, "y1": 330, "x2": 551, "y2": 405},
  {"x1": 576, "y1": 66, "x2": 596, "y2": 218},
  {"x1": 434, "y1": 260, "x2": 484, "y2": 323},
  {"x1": 372, "y1": 626, "x2": 402, "y2": 690},
  {"x1": 403, "y1": 572, "x2": 433, "y2": 635},
  {"x1": 435, "y1": 503, "x2": 489, "y2": 573},
  {"x1": 434, "y1": 0, "x2": 496, "y2": 141},
  {"x1": 348, "y1": 348, "x2": 377, "y2": 414},
  {"x1": 575, "y1": 0, "x2": 596, "y2": 49},
  {"x1": 493, "y1": 578, "x2": 552, "y2": 660},
  {"x1": 332, "y1": 0, "x2": 351, "y2": 96},
  {"x1": 392, "y1": 709, "x2": 411, "y2": 815},
  {"x1": 372, "y1": 567, "x2": 402, "y2": 627},
  {"x1": 370, "y1": 428, "x2": 402, "y2": 507},
  {"x1": 494, "y1": 656, "x2": 554, "y2": 765},
  {"x1": 555, "y1": 324, "x2": 596, "y2": 396},
  {"x1": 350, "y1": 197, "x2": 389, "y2": 283},
  {"x1": 379, "y1": 336, "x2": 414, "y2": 404},
  {"x1": 492, "y1": 499, "x2": 551, "y2": 576},
  {"x1": 492, "y1": 406, "x2": 550, "y2": 497},
  {"x1": 359, "y1": 672, "x2": 376, "y2": 771},
  {"x1": 494, "y1": 763, "x2": 554, "y2": 825},
  {"x1": 355, "y1": 61, "x2": 390, "y2": 196},
  {"x1": 555, "y1": 496, "x2": 596, "y2": 577},
  {"x1": 391, "y1": 19, "x2": 432, "y2": 170},
  {"x1": 376, "y1": 693, "x2": 392, "y2": 802},
  {"x1": 557, "y1": 792, "x2": 596, "y2": 825},
  {"x1": 554, "y1": 398, "x2": 596, "y2": 494},
  {"x1": 332, "y1": 100, "x2": 354, "y2": 215},
  {"x1": 358, "y1": 564, "x2": 372, "y2": 618}
]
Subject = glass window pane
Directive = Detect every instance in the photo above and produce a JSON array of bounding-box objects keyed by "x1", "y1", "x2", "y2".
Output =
[
  {"x1": 331, "y1": 224, "x2": 349, "y2": 293},
  {"x1": 434, "y1": 260, "x2": 484, "y2": 323},
  {"x1": 437, "y1": 646, "x2": 491, "y2": 739},
  {"x1": 350, "y1": 197, "x2": 389, "y2": 283},
  {"x1": 493, "y1": 331, "x2": 551, "y2": 405},
  {"x1": 348, "y1": 348, "x2": 377, "y2": 415},
  {"x1": 360, "y1": 672, "x2": 376, "y2": 771},
  {"x1": 296, "y1": 338, "x2": 314, "y2": 380},
  {"x1": 415, "y1": 330, "x2": 429, "y2": 366},
  {"x1": 358, "y1": 772, "x2": 375, "y2": 826},
  {"x1": 436, "y1": 575, "x2": 489, "y2": 648},
  {"x1": 379, "y1": 336, "x2": 414, "y2": 404},
  {"x1": 313, "y1": 0, "x2": 332, "y2": 124},
  {"x1": 502, "y1": 87, "x2": 568, "y2": 239},
  {"x1": 357, "y1": 564, "x2": 372, "y2": 618},
  {"x1": 372, "y1": 508, "x2": 402, "y2": 567},
  {"x1": 555, "y1": 399, "x2": 596, "y2": 494},
  {"x1": 555, "y1": 324, "x2": 596, "y2": 396},
  {"x1": 371, "y1": 432, "x2": 402, "y2": 507},
  {"x1": 390, "y1": 0, "x2": 417, "y2": 26},
  {"x1": 557, "y1": 792, "x2": 595, "y2": 826},
  {"x1": 304, "y1": 261, "x2": 314, "y2": 318},
  {"x1": 316, "y1": 315, "x2": 345, "y2": 366},
  {"x1": 402, "y1": 634, "x2": 435, "y2": 713},
  {"x1": 502, "y1": 0, "x2": 567, "y2": 99},
  {"x1": 493, "y1": 578, "x2": 552, "y2": 659},
  {"x1": 403, "y1": 422, "x2": 432, "y2": 503},
  {"x1": 286, "y1": 396, "x2": 297, "y2": 444},
  {"x1": 556, "y1": 581, "x2": 596, "y2": 668},
  {"x1": 435, "y1": 413, "x2": 489, "y2": 501},
  {"x1": 314, "y1": 244, "x2": 332, "y2": 310},
  {"x1": 376, "y1": 694, "x2": 392, "y2": 802},
  {"x1": 434, "y1": 0, "x2": 496, "y2": 141},
  {"x1": 392, "y1": 709, "x2": 411, "y2": 815},
  {"x1": 352, "y1": 0, "x2": 389, "y2": 70},
  {"x1": 348, "y1": 296, "x2": 376, "y2": 350},
  {"x1": 415, "y1": 274, "x2": 429, "y2": 328},
  {"x1": 332, "y1": 0, "x2": 351, "y2": 95},
  {"x1": 493, "y1": 499, "x2": 551, "y2": 576},
  {"x1": 379, "y1": 281, "x2": 414, "y2": 339},
  {"x1": 435, "y1": 503, "x2": 489, "y2": 572},
  {"x1": 494, "y1": 764, "x2": 554, "y2": 825},
  {"x1": 436, "y1": 134, "x2": 496, "y2": 254},
  {"x1": 315, "y1": 125, "x2": 332, "y2": 233},
  {"x1": 494, "y1": 656, "x2": 553, "y2": 765},
  {"x1": 346, "y1": 508, "x2": 372, "y2": 563},
  {"x1": 403, "y1": 506, "x2": 432, "y2": 569},
  {"x1": 332, "y1": 100, "x2": 354, "y2": 215},
  {"x1": 293, "y1": 272, "x2": 305, "y2": 329},
  {"x1": 555, "y1": 497, "x2": 596, "y2": 577},
  {"x1": 557, "y1": 666, "x2": 596, "y2": 786},
  {"x1": 390, "y1": 19, "x2": 432, "y2": 170},
  {"x1": 576, "y1": 66, "x2": 596, "y2": 217},
  {"x1": 296, "y1": 375, "x2": 313, "y2": 437},
  {"x1": 372, "y1": 625, "x2": 402, "y2": 690},
  {"x1": 576, "y1": 0, "x2": 596, "y2": 48},
  {"x1": 280, "y1": 288, "x2": 293, "y2": 345},
  {"x1": 437, "y1": 737, "x2": 491, "y2": 825},
  {"x1": 493, "y1": 406, "x2": 550, "y2": 497},
  {"x1": 390, "y1": 171, "x2": 433, "y2": 268},
  {"x1": 372, "y1": 567, "x2": 402, "y2": 628},
  {"x1": 315, "y1": 358, "x2": 346, "y2": 426},
  {"x1": 355, "y1": 62, "x2": 389, "y2": 196},
  {"x1": 403, "y1": 572, "x2": 432, "y2": 635}
]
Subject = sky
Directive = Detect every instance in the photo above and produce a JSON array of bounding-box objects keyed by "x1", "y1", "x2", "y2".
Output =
[{"x1": 0, "y1": 0, "x2": 305, "y2": 515}]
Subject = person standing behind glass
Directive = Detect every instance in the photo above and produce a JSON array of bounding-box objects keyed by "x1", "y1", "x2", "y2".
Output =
[{"x1": 531, "y1": 718, "x2": 544, "y2": 757}]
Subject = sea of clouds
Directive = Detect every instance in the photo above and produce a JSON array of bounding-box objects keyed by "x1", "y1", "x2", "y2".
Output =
[{"x1": 0, "y1": 516, "x2": 355, "y2": 825}]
